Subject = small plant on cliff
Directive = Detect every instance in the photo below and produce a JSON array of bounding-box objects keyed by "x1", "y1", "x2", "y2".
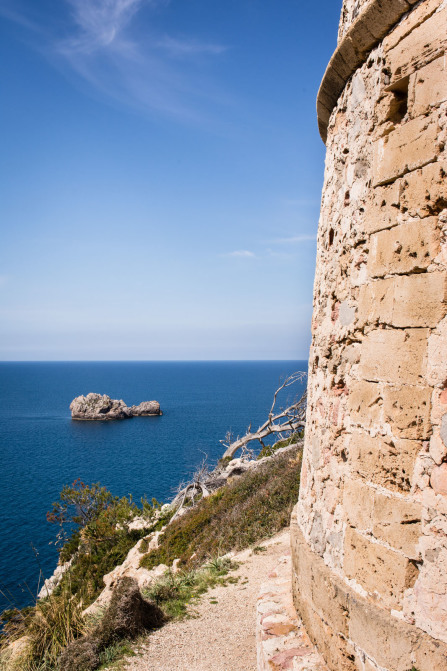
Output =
[
  {"x1": 257, "y1": 430, "x2": 304, "y2": 459},
  {"x1": 0, "y1": 580, "x2": 86, "y2": 671},
  {"x1": 143, "y1": 556, "x2": 236, "y2": 620}
]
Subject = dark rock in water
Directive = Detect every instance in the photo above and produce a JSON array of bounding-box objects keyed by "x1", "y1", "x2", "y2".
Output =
[
  {"x1": 129, "y1": 400, "x2": 161, "y2": 416},
  {"x1": 70, "y1": 393, "x2": 162, "y2": 420}
]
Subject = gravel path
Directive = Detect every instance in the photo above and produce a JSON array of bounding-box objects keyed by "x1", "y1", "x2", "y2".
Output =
[{"x1": 120, "y1": 529, "x2": 291, "y2": 671}]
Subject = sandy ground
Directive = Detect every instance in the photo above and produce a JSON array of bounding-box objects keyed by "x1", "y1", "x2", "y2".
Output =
[{"x1": 119, "y1": 528, "x2": 290, "y2": 671}]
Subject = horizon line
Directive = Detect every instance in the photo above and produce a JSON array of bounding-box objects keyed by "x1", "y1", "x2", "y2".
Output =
[{"x1": 0, "y1": 358, "x2": 309, "y2": 364}]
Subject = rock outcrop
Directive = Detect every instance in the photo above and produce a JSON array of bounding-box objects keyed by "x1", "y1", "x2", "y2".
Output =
[
  {"x1": 61, "y1": 577, "x2": 164, "y2": 671},
  {"x1": 83, "y1": 531, "x2": 166, "y2": 617},
  {"x1": 70, "y1": 393, "x2": 161, "y2": 420},
  {"x1": 129, "y1": 401, "x2": 162, "y2": 416}
]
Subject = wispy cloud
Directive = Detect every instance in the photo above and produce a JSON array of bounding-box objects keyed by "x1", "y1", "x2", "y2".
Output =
[
  {"x1": 155, "y1": 35, "x2": 228, "y2": 58},
  {"x1": 225, "y1": 250, "x2": 256, "y2": 258},
  {"x1": 271, "y1": 234, "x2": 317, "y2": 244},
  {"x1": 1, "y1": 0, "x2": 230, "y2": 123},
  {"x1": 63, "y1": 0, "x2": 148, "y2": 52}
]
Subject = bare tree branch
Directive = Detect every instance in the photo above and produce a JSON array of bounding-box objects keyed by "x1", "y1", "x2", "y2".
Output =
[
  {"x1": 220, "y1": 372, "x2": 307, "y2": 460},
  {"x1": 167, "y1": 372, "x2": 307, "y2": 522}
]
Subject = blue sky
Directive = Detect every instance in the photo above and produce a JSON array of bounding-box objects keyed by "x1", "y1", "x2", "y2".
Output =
[{"x1": 0, "y1": 0, "x2": 341, "y2": 360}]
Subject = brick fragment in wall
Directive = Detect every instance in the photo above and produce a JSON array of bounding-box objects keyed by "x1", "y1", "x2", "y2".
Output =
[
  {"x1": 400, "y1": 161, "x2": 447, "y2": 217},
  {"x1": 359, "y1": 328, "x2": 428, "y2": 385},
  {"x1": 430, "y1": 462, "x2": 447, "y2": 495},
  {"x1": 348, "y1": 430, "x2": 420, "y2": 492},
  {"x1": 367, "y1": 217, "x2": 440, "y2": 277},
  {"x1": 409, "y1": 54, "x2": 447, "y2": 118},
  {"x1": 373, "y1": 115, "x2": 439, "y2": 186},
  {"x1": 358, "y1": 272, "x2": 447, "y2": 329},
  {"x1": 384, "y1": 3, "x2": 447, "y2": 83},
  {"x1": 428, "y1": 431, "x2": 447, "y2": 465},
  {"x1": 343, "y1": 526, "x2": 418, "y2": 609},
  {"x1": 427, "y1": 315, "x2": 447, "y2": 386}
]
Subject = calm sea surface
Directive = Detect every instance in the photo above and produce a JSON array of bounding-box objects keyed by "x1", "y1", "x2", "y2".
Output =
[{"x1": 0, "y1": 361, "x2": 306, "y2": 612}]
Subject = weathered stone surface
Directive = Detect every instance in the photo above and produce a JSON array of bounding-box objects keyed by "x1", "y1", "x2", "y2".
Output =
[
  {"x1": 291, "y1": 515, "x2": 447, "y2": 671},
  {"x1": 372, "y1": 491, "x2": 422, "y2": 557},
  {"x1": 409, "y1": 54, "x2": 447, "y2": 117},
  {"x1": 83, "y1": 531, "x2": 166, "y2": 617},
  {"x1": 343, "y1": 478, "x2": 374, "y2": 530},
  {"x1": 362, "y1": 181, "x2": 401, "y2": 234},
  {"x1": 38, "y1": 558, "x2": 72, "y2": 599},
  {"x1": 399, "y1": 161, "x2": 447, "y2": 218},
  {"x1": 373, "y1": 116, "x2": 439, "y2": 186},
  {"x1": 359, "y1": 272, "x2": 447, "y2": 329},
  {"x1": 0, "y1": 636, "x2": 32, "y2": 671},
  {"x1": 70, "y1": 393, "x2": 132, "y2": 420},
  {"x1": 382, "y1": 384, "x2": 431, "y2": 439},
  {"x1": 348, "y1": 431, "x2": 420, "y2": 492},
  {"x1": 367, "y1": 218, "x2": 440, "y2": 277},
  {"x1": 70, "y1": 393, "x2": 162, "y2": 420},
  {"x1": 257, "y1": 552, "x2": 328, "y2": 671},
  {"x1": 359, "y1": 328, "x2": 428, "y2": 385},
  {"x1": 385, "y1": 3, "x2": 447, "y2": 82},
  {"x1": 382, "y1": 0, "x2": 443, "y2": 53},
  {"x1": 348, "y1": 380, "x2": 382, "y2": 428},
  {"x1": 344, "y1": 526, "x2": 418, "y2": 609}
]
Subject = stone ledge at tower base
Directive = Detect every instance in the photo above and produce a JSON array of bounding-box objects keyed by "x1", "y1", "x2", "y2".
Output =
[
  {"x1": 291, "y1": 507, "x2": 447, "y2": 671},
  {"x1": 257, "y1": 549, "x2": 328, "y2": 671}
]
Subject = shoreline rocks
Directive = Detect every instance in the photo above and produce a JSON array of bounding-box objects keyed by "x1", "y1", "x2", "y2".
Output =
[{"x1": 70, "y1": 393, "x2": 162, "y2": 420}]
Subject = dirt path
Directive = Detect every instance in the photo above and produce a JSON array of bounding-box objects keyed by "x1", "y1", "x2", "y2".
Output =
[{"x1": 120, "y1": 529, "x2": 290, "y2": 671}]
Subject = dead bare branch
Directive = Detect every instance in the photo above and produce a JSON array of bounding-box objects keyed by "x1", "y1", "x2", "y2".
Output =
[{"x1": 220, "y1": 371, "x2": 307, "y2": 460}]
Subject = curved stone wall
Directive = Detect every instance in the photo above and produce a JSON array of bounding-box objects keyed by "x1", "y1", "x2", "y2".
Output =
[{"x1": 292, "y1": 1, "x2": 447, "y2": 669}]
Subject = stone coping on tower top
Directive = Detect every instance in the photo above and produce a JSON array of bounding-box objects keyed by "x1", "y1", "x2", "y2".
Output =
[{"x1": 317, "y1": 0, "x2": 420, "y2": 143}]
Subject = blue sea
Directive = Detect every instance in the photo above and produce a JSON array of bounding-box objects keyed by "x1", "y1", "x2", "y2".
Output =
[{"x1": 0, "y1": 360, "x2": 306, "y2": 613}]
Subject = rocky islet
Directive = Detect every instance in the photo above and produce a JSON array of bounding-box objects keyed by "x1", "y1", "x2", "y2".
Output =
[{"x1": 70, "y1": 393, "x2": 162, "y2": 420}]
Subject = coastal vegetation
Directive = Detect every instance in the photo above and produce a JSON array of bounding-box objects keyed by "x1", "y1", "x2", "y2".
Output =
[
  {"x1": 0, "y1": 375, "x2": 306, "y2": 670},
  {"x1": 0, "y1": 445, "x2": 301, "y2": 670},
  {"x1": 139, "y1": 447, "x2": 301, "y2": 570}
]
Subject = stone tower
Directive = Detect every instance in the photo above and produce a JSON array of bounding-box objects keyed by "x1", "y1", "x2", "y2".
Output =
[{"x1": 291, "y1": 1, "x2": 447, "y2": 669}]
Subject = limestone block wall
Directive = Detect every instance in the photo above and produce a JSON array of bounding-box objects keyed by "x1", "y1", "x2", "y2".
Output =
[{"x1": 292, "y1": 1, "x2": 447, "y2": 670}]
